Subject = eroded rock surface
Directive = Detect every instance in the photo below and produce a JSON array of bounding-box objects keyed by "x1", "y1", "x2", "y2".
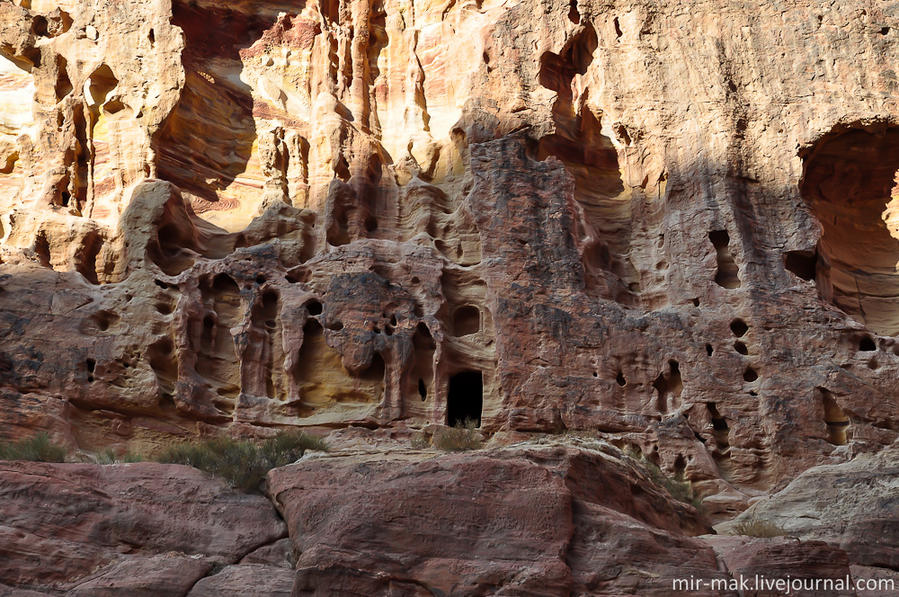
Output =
[
  {"x1": 268, "y1": 442, "x2": 725, "y2": 596},
  {"x1": 0, "y1": 461, "x2": 286, "y2": 594},
  {"x1": 719, "y1": 443, "x2": 899, "y2": 570},
  {"x1": 1, "y1": 0, "x2": 898, "y2": 592}
]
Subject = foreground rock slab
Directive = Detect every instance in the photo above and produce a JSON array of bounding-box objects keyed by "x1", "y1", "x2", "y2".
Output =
[
  {"x1": 268, "y1": 442, "x2": 727, "y2": 596},
  {"x1": 0, "y1": 462, "x2": 286, "y2": 594}
]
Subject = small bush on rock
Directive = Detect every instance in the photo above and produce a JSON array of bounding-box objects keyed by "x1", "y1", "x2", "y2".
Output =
[
  {"x1": 410, "y1": 432, "x2": 430, "y2": 449},
  {"x1": 0, "y1": 433, "x2": 67, "y2": 462},
  {"x1": 433, "y1": 418, "x2": 482, "y2": 452},
  {"x1": 156, "y1": 430, "x2": 326, "y2": 491},
  {"x1": 732, "y1": 517, "x2": 787, "y2": 538},
  {"x1": 623, "y1": 446, "x2": 700, "y2": 508}
]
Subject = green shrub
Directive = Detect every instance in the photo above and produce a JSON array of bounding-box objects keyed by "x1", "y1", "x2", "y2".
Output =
[
  {"x1": 0, "y1": 433, "x2": 67, "y2": 462},
  {"x1": 732, "y1": 517, "x2": 787, "y2": 538},
  {"x1": 259, "y1": 429, "x2": 327, "y2": 466},
  {"x1": 410, "y1": 432, "x2": 430, "y2": 449},
  {"x1": 433, "y1": 419, "x2": 482, "y2": 452},
  {"x1": 94, "y1": 449, "x2": 118, "y2": 465},
  {"x1": 623, "y1": 446, "x2": 700, "y2": 508},
  {"x1": 156, "y1": 430, "x2": 326, "y2": 491},
  {"x1": 123, "y1": 451, "x2": 143, "y2": 463}
]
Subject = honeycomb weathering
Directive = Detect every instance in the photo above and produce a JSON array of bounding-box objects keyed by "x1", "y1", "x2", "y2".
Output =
[{"x1": 1, "y1": 0, "x2": 898, "y2": 592}]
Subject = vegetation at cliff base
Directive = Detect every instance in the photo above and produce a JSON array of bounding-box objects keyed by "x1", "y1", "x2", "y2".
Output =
[
  {"x1": 155, "y1": 430, "x2": 327, "y2": 491},
  {"x1": 0, "y1": 432, "x2": 67, "y2": 462},
  {"x1": 431, "y1": 418, "x2": 483, "y2": 451},
  {"x1": 731, "y1": 516, "x2": 787, "y2": 538}
]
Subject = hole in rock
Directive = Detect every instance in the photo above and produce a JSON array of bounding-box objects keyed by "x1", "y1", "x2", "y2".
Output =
[
  {"x1": 251, "y1": 291, "x2": 280, "y2": 397},
  {"x1": 568, "y1": 0, "x2": 580, "y2": 23},
  {"x1": 0, "y1": 151, "x2": 17, "y2": 174},
  {"x1": 91, "y1": 310, "x2": 119, "y2": 331},
  {"x1": 305, "y1": 300, "x2": 323, "y2": 316},
  {"x1": 75, "y1": 232, "x2": 102, "y2": 284},
  {"x1": 103, "y1": 99, "x2": 125, "y2": 114},
  {"x1": 148, "y1": 28, "x2": 155, "y2": 44},
  {"x1": 447, "y1": 371, "x2": 483, "y2": 428},
  {"x1": 652, "y1": 360, "x2": 682, "y2": 413},
  {"x1": 709, "y1": 230, "x2": 741, "y2": 288},
  {"x1": 743, "y1": 366, "x2": 758, "y2": 382},
  {"x1": 730, "y1": 318, "x2": 748, "y2": 337},
  {"x1": 452, "y1": 305, "x2": 480, "y2": 336},
  {"x1": 800, "y1": 125, "x2": 899, "y2": 335},
  {"x1": 286, "y1": 269, "x2": 309, "y2": 284},
  {"x1": 325, "y1": 320, "x2": 343, "y2": 331},
  {"x1": 784, "y1": 250, "x2": 817, "y2": 281},
  {"x1": 54, "y1": 56, "x2": 72, "y2": 99},
  {"x1": 87, "y1": 64, "x2": 118, "y2": 106},
  {"x1": 705, "y1": 343, "x2": 713, "y2": 356},
  {"x1": 196, "y1": 273, "x2": 241, "y2": 401},
  {"x1": 150, "y1": 223, "x2": 196, "y2": 276},
  {"x1": 734, "y1": 341, "x2": 748, "y2": 355},
  {"x1": 31, "y1": 16, "x2": 48, "y2": 36},
  {"x1": 86, "y1": 358, "x2": 96, "y2": 382},
  {"x1": 881, "y1": 27, "x2": 891, "y2": 35},
  {"x1": 361, "y1": 352, "x2": 386, "y2": 383},
  {"x1": 673, "y1": 454, "x2": 686, "y2": 476},
  {"x1": 613, "y1": 17, "x2": 622, "y2": 39},
  {"x1": 34, "y1": 233, "x2": 52, "y2": 268},
  {"x1": 148, "y1": 337, "x2": 178, "y2": 397},
  {"x1": 706, "y1": 402, "x2": 730, "y2": 452},
  {"x1": 819, "y1": 388, "x2": 850, "y2": 445},
  {"x1": 616, "y1": 370, "x2": 626, "y2": 386},
  {"x1": 410, "y1": 322, "x2": 435, "y2": 403},
  {"x1": 859, "y1": 336, "x2": 876, "y2": 351},
  {"x1": 708, "y1": 406, "x2": 728, "y2": 431}
]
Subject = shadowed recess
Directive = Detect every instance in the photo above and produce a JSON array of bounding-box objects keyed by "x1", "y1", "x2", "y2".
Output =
[
  {"x1": 800, "y1": 125, "x2": 899, "y2": 335},
  {"x1": 447, "y1": 370, "x2": 482, "y2": 427}
]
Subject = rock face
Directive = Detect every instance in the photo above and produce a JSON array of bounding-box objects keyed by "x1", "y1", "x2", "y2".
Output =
[
  {"x1": 267, "y1": 442, "x2": 725, "y2": 595},
  {"x1": 719, "y1": 442, "x2": 899, "y2": 571},
  {"x1": 1, "y1": 0, "x2": 897, "y2": 503},
  {"x1": 0, "y1": 461, "x2": 286, "y2": 594},
  {"x1": 0, "y1": 0, "x2": 898, "y2": 593}
]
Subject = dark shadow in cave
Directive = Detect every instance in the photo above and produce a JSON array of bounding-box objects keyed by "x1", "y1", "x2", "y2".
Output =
[{"x1": 446, "y1": 370, "x2": 483, "y2": 428}]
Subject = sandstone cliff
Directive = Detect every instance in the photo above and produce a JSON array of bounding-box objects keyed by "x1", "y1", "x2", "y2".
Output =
[{"x1": 0, "y1": 0, "x2": 897, "y2": 593}]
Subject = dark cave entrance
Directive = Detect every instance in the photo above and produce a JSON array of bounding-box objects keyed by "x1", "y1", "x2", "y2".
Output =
[{"x1": 446, "y1": 370, "x2": 483, "y2": 428}]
